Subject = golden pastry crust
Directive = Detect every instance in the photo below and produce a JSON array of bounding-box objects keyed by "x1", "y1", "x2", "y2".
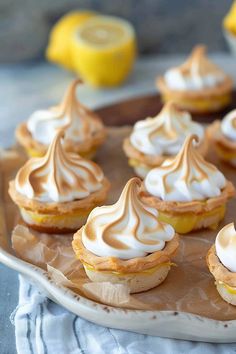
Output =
[
  {"x1": 140, "y1": 180, "x2": 235, "y2": 215},
  {"x1": 123, "y1": 136, "x2": 209, "y2": 167},
  {"x1": 21, "y1": 222, "x2": 78, "y2": 234},
  {"x1": 208, "y1": 120, "x2": 236, "y2": 154},
  {"x1": 9, "y1": 178, "x2": 110, "y2": 215},
  {"x1": 207, "y1": 245, "x2": 236, "y2": 287},
  {"x1": 16, "y1": 121, "x2": 107, "y2": 156},
  {"x1": 156, "y1": 76, "x2": 233, "y2": 100},
  {"x1": 72, "y1": 230, "x2": 179, "y2": 273}
]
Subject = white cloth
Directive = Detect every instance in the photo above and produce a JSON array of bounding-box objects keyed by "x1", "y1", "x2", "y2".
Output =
[{"x1": 11, "y1": 275, "x2": 236, "y2": 354}]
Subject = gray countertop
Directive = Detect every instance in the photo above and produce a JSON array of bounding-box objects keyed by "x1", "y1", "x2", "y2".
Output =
[{"x1": 1, "y1": 54, "x2": 236, "y2": 354}]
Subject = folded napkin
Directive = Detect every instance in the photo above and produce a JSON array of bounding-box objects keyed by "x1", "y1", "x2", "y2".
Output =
[{"x1": 10, "y1": 275, "x2": 234, "y2": 354}]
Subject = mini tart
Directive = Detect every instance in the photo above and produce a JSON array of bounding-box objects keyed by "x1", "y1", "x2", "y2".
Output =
[
  {"x1": 208, "y1": 120, "x2": 236, "y2": 167},
  {"x1": 9, "y1": 178, "x2": 110, "y2": 234},
  {"x1": 15, "y1": 79, "x2": 106, "y2": 158},
  {"x1": 141, "y1": 181, "x2": 235, "y2": 234},
  {"x1": 143, "y1": 134, "x2": 235, "y2": 234},
  {"x1": 123, "y1": 136, "x2": 208, "y2": 179},
  {"x1": 9, "y1": 130, "x2": 110, "y2": 234},
  {"x1": 73, "y1": 227, "x2": 179, "y2": 293},
  {"x1": 156, "y1": 45, "x2": 233, "y2": 114},
  {"x1": 207, "y1": 245, "x2": 236, "y2": 306},
  {"x1": 72, "y1": 177, "x2": 179, "y2": 293}
]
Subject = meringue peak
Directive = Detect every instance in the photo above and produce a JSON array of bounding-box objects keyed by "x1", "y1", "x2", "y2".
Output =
[
  {"x1": 145, "y1": 134, "x2": 226, "y2": 202},
  {"x1": 27, "y1": 79, "x2": 104, "y2": 145},
  {"x1": 82, "y1": 177, "x2": 175, "y2": 259},
  {"x1": 216, "y1": 223, "x2": 236, "y2": 272},
  {"x1": 164, "y1": 45, "x2": 226, "y2": 91},
  {"x1": 15, "y1": 130, "x2": 104, "y2": 203},
  {"x1": 130, "y1": 102, "x2": 204, "y2": 156}
]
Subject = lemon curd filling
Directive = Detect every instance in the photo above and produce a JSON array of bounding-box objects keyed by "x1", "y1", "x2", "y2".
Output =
[
  {"x1": 79, "y1": 146, "x2": 98, "y2": 159},
  {"x1": 158, "y1": 205, "x2": 226, "y2": 234},
  {"x1": 26, "y1": 147, "x2": 44, "y2": 158},
  {"x1": 83, "y1": 261, "x2": 173, "y2": 277},
  {"x1": 128, "y1": 158, "x2": 152, "y2": 171},
  {"x1": 218, "y1": 281, "x2": 236, "y2": 295},
  {"x1": 20, "y1": 207, "x2": 93, "y2": 229},
  {"x1": 162, "y1": 93, "x2": 231, "y2": 112},
  {"x1": 215, "y1": 145, "x2": 236, "y2": 161}
]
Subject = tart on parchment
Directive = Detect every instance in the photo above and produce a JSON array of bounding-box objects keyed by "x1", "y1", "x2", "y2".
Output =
[
  {"x1": 73, "y1": 178, "x2": 179, "y2": 293},
  {"x1": 9, "y1": 130, "x2": 110, "y2": 233}
]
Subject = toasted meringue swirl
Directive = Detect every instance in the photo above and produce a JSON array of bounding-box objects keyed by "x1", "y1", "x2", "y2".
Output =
[
  {"x1": 216, "y1": 223, "x2": 236, "y2": 272},
  {"x1": 221, "y1": 109, "x2": 236, "y2": 141},
  {"x1": 82, "y1": 177, "x2": 175, "y2": 259},
  {"x1": 145, "y1": 135, "x2": 226, "y2": 202},
  {"x1": 27, "y1": 79, "x2": 103, "y2": 145},
  {"x1": 164, "y1": 45, "x2": 227, "y2": 91},
  {"x1": 130, "y1": 102, "x2": 204, "y2": 156},
  {"x1": 15, "y1": 131, "x2": 104, "y2": 203}
]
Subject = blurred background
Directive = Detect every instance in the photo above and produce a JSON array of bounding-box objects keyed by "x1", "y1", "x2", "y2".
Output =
[{"x1": 0, "y1": 0, "x2": 233, "y2": 63}]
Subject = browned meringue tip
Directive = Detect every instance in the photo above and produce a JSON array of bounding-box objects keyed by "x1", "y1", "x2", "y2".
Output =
[
  {"x1": 184, "y1": 133, "x2": 200, "y2": 146},
  {"x1": 161, "y1": 100, "x2": 186, "y2": 114},
  {"x1": 190, "y1": 44, "x2": 207, "y2": 58},
  {"x1": 61, "y1": 78, "x2": 84, "y2": 104},
  {"x1": 217, "y1": 222, "x2": 236, "y2": 249}
]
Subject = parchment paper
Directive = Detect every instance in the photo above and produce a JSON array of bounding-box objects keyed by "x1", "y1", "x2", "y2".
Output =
[{"x1": 3, "y1": 127, "x2": 236, "y2": 320}]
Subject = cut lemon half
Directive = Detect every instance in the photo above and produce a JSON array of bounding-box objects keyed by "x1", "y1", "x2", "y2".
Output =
[
  {"x1": 71, "y1": 15, "x2": 137, "y2": 87},
  {"x1": 46, "y1": 11, "x2": 95, "y2": 70}
]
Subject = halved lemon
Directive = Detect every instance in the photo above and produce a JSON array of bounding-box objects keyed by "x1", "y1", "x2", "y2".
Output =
[
  {"x1": 46, "y1": 10, "x2": 95, "y2": 70},
  {"x1": 71, "y1": 15, "x2": 137, "y2": 87}
]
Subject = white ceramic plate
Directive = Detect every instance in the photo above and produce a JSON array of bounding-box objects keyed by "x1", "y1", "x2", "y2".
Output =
[
  {"x1": 1, "y1": 97, "x2": 236, "y2": 342},
  {"x1": 1, "y1": 245, "x2": 236, "y2": 343}
]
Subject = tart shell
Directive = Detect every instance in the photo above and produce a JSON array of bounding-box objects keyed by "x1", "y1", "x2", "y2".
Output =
[
  {"x1": 9, "y1": 178, "x2": 110, "y2": 215},
  {"x1": 72, "y1": 229, "x2": 179, "y2": 273},
  {"x1": 16, "y1": 121, "x2": 107, "y2": 158},
  {"x1": 156, "y1": 76, "x2": 233, "y2": 114}
]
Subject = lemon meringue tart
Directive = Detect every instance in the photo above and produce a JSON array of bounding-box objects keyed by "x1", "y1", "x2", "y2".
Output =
[
  {"x1": 209, "y1": 109, "x2": 236, "y2": 167},
  {"x1": 16, "y1": 79, "x2": 106, "y2": 158},
  {"x1": 157, "y1": 45, "x2": 233, "y2": 114},
  {"x1": 72, "y1": 177, "x2": 179, "y2": 293},
  {"x1": 207, "y1": 223, "x2": 236, "y2": 306},
  {"x1": 9, "y1": 131, "x2": 110, "y2": 233},
  {"x1": 123, "y1": 102, "x2": 208, "y2": 178},
  {"x1": 142, "y1": 135, "x2": 235, "y2": 234}
]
